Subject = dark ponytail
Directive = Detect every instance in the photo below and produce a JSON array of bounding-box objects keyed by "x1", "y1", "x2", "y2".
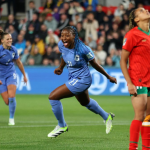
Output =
[
  {"x1": 129, "y1": 9, "x2": 137, "y2": 30},
  {"x1": 0, "y1": 29, "x2": 9, "y2": 45}
]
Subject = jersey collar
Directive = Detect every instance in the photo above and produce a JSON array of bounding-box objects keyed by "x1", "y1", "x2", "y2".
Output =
[
  {"x1": 138, "y1": 27, "x2": 150, "y2": 35},
  {"x1": 1, "y1": 45, "x2": 12, "y2": 51}
]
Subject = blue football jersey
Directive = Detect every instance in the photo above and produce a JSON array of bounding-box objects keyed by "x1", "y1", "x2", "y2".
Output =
[
  {"x1": 0, "y1": 45, "x2": 19, "y2": 77},
  {"x1": 58, "y1": 40, "x2": 94, "y2": 79}
]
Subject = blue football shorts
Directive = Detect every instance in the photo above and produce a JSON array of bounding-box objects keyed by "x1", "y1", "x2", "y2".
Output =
[
  {"x1": 0, "y1": 73, "x2": 17, "y2": 94},
  {"x1": 65, "y1": 76, "x2": 92, "y2": 95}
]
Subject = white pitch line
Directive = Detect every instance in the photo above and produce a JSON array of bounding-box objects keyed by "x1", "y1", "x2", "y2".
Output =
[
  {"x1": 0, "y1": 123, "x2": 130, "y2": 129},
  {"x1": 14, "y1": 120, "x2": 131, "y2": 124}
]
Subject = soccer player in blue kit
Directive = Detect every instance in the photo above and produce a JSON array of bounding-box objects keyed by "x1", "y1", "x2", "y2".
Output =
[
  {"x1": 0, "y1": 30, "x2": 27, "y2": 125},
  {"x1": 48, "y1": 26, "x2": 117, "y2": 138}
]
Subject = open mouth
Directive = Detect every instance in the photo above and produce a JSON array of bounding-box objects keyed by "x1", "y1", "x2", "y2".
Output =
[{"x1": 63, "y1": 41, "x2": 68, "y2": 46}]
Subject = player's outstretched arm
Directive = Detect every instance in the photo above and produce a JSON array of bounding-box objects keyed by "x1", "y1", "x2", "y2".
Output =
[
  {"x1": 89, "y1": 58, "x2": 117, "y2": 84},
  {"x1": 15, "y1": 58, "x2": 28, "y2": 84},
  {"x1": 120, "y1": 49, "x2": 137, "y2": 96},
  {"x1": 54, "y1": 58, "x2": 66, "y2": 75}
]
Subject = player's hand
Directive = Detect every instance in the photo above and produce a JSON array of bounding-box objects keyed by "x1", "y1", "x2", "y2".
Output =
[
  {"x1": 108, "y1": 76, "x2": 117, "y2": 84},
  {"x1": 54, "y1": 67, "x2": 63, "y2": 75},
  {"x1": 23, "y1": 76, "x2": 28, "y2": 84},
  {"x1": 128, "y1": 83, "x2": 137, "y2": 96},
  {"x1": 0, "y1": 80, "x2": 2, "y2": 85}
]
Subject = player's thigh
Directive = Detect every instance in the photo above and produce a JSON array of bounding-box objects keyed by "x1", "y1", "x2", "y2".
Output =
[
  {"x1": 0, "y1": 78, "x2": 9, "y2": 104},
  {"x1": 146, "y1": 88, "x2": 150, "y2": 115},
  {"x1": 49, "y1": 84, "x2": 74, "y2": 100},
  {"x1": 6, "y1": 73, "x2": 17, "y2": 98},
  {"x1": 1, "y1": 91, "x2": 9, "y2": 105},
  {"x1": 7, "y1": 84, "x2": 16, "y2": 98},
  {"x1": 131, "y1": 94, "x2": 147, "y2": 121},
  {"x1": 75, "y1": 90, "x2": 90, "y2": 106},
  {"x1": 146, "y1": 97, "x2": 150, "y2": 116}
]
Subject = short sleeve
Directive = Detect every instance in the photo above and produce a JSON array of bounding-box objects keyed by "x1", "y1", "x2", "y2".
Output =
[
  {"x1": 122, "y1": 31, "x2": 136, "y2": 52},
  {"x1": 12, "y1": 46, "x2": 19, "y2": 60},
  {"x1": 58, "y1": 40, "x2": 63, "y2": 53},
  {"x1": 83, "y1": 46, "x2": 95, "y2": 61}
]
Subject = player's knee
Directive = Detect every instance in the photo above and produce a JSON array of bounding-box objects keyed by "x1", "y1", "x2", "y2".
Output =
[
  {"x1": 3, "y1": 98, "x2": 9, "y2": 105},
  {"x1": 134, "y1": 113, "x2": 145, "y2": 121},
  {"x1": 9, "y1": 95, "x2": 15, "y2": 98},
  {"x1": 8, "y1": 92, "x2": 16, "y2": 98},
  {"x1": 49, "y1": 92, "x2": 57, "y2": 100},
  {"x1": 79, "y1": 101, "x2": 88, "y2": 106},
  {"x1": 5, "y1": 101, "x2": 9, "y2": 105}
]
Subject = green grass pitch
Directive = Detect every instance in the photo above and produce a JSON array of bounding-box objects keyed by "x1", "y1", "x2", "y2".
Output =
[{"x1": 0, "y1": 95, "x2": 142, "y2": 150}]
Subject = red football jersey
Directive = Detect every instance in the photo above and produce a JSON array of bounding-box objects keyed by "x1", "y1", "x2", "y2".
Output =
[{"x1": 122, "y1": 26, "x2": 150, "y2": 87}]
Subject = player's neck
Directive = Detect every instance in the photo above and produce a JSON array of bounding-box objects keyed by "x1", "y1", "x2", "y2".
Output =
[
  {"x1": 138, "y1": 22, "x2": 149, "y2": 32},
  {"x1": 68, "y1": 43, "x2": 74, "y2": 49},
  {"x1": 3, "y1": 44, "x2": 10, "y2": 50}
]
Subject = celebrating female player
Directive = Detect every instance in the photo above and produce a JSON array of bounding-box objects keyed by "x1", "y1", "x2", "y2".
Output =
[
  {"x1": 120, "y1": 8, "x2": 150, "y2": 150},
  {"x1": 0, "y1": 29, "x2": 27, "y2": 125},
  {"x1": 47, "y1": 26, "x2": 117, "y2": 138}
]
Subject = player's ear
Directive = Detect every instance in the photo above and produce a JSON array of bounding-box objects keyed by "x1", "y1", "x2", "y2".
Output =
[
  {"x1": 134, "y1": 17, "x2": 139, "y2": 23},
  {"x1": 1, "y1": 38, "x2": 4, "y2": 44},
  {"x1": 73, "y1": 34, "x2": 75, "y2": 39}
]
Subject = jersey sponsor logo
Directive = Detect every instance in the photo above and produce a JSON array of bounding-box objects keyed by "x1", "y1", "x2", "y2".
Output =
[
  {"x1": 0, "y1": 54, "x2": 6, "y2": 58},
  {"x1": 12, "y1": 53, "x2": 15, "y2": 58},
  {"x1": 75, "y1": 55, "x2": 80, "y2": 61},
  {"x1": 123, "y1": 38, "x2": 127, "y2": 46},
  {"x1": 86, "y1": 52, "x2": 93, "y2": 59}
]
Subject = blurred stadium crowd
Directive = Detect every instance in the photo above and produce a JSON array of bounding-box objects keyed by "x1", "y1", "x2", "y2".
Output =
[{"x1": 0, "y1": 0, "x2": 149, "y2": 67}]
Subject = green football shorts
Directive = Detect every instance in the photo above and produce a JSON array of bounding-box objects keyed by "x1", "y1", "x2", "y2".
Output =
[{"x1": 130, "y1": 87, "x2": 150, "y2": 97}]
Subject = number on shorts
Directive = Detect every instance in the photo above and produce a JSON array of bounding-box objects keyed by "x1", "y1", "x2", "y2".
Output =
[
  {"x1": 69, "y1": 79, "x2": 78, "y2": 86},
  {"x1": 13, "y1": 73, "x2": 17, "y2": 79}
]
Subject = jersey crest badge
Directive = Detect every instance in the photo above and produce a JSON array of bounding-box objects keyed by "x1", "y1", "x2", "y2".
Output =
[
  {"x1": 12, "y1": 53, "x2": 15, "y2": 58},
  {"x1": 123, "y1": 38, "x2": 127, "y2": 46},
  {"x1": 75, "y1": 55, "x2": 80, "y2": 61}
]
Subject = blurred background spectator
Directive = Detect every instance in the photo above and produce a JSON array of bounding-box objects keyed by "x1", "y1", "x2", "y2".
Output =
[
  {"x1": 4, "y1": 14, "x2": 19, "y2": 32},
  {"x1": 44, "y1": 13, "x2": 58, "y2": 31},
  {"x1": 26, "y1": 1, "x2": 39, "y2": 21},
  {"x1": 15, "y1": 34, "x2": 26, "y2": 55}
]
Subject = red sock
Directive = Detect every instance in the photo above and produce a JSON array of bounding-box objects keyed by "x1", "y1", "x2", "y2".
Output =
[
  {"x1": 129, "y1": 120, "x2": 142, "y2": 150},
  {"x1": 141, "y1": 115, "x2": 150, "y2": 150}
]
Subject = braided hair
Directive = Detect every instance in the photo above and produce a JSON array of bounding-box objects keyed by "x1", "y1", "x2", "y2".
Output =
[
  {"x1": 62, "y1": 26, "x2": 87, "y2": 59},
  {"x1": 129, "y1": 9, "x2": 137, "y2": 30},
  {"x1": 0, "y1": 29, "x2": 9, "y2": 45}
]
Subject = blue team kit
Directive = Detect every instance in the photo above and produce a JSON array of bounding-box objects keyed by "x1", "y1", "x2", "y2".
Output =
[
  {"x1": 58, "y1": 40, "x2": 95, "y2": 95},
  {"x1": 0, "y1": 45, "x2": 19, "y2": 93}
]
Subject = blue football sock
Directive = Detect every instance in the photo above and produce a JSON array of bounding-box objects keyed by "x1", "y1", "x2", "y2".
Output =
[
  {"x1": 86, "y1": 98, "x2": 108, "y2": 120},
  {"x1": 8, "y1": 97, "x2": 16, "y2": 119},
  {"x1": 49, "y1": 100, "x2": 66, "y2": 127}
]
